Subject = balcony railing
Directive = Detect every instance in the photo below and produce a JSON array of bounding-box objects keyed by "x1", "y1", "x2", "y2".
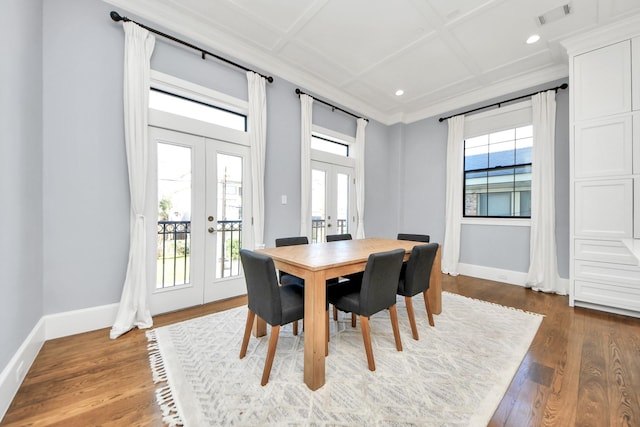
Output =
[
  {"x1": 157, "y1": 220, "x2": 191, "y2": 289},
  {"x1": 311, "y1": 218, "x2": 347, "y2": 243},
  {"x1": 156, "y1": 219, "x2": 242, "y2": 288}
]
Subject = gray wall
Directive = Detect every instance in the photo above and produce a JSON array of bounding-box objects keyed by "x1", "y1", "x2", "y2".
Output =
[
  {"x1": 0, "y1": 0, "x2": 44, "y2": 371},
  {"x1": 399, "y1": 79, "x2": 571, "y2": 278}
]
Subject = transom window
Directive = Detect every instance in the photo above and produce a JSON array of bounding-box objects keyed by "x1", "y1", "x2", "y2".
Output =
[
  {"x1": 311, "y1": 133, "x2": 349, "y2": 157},
  {"x1": 464, "y1": 125, "x2": 532, "y2": 218},
  {"x1": 149, "y1": 88, "x2": 247, "y2": 131}
]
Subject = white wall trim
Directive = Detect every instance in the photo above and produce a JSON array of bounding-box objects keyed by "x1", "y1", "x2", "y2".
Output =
[
  {"x1": 457, "y1": 262, "x2": 570, "y2": 292},
  {"x1": 0, "y1": 318, "x2": 45, "y2": 421},
  {"x1": 0, "y1": 302, "x2": 121, "y2": 421}
]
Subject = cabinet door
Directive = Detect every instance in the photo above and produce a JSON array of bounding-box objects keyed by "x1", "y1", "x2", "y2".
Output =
[
  {"x1": 635, "y1": 178, "x2": 639, "y2": 239},
  {"x1": 633, "y1": 37, "x2": 640, "y2": 111},
  {"x1": 634, "y1": 113, "x2": 640, "y2": 174},
  {"x1": 574, "y1": 115, "x2": 632, "y2": 178},
  {"x1": 574, "y1": 179, "x2": 633, "y2": 238},
  {"x1": 574, "y1": 40, "x2": 632, "y2": 121}
]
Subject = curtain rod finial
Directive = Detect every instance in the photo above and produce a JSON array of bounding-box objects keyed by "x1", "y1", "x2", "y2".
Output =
[{"x1": 110, "y1": 11, "x2": 123, "y2": 22}]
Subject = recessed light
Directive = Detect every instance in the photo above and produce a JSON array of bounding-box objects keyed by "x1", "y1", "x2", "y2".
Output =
[
  {"x1": 526, "y1": 34, "x2": 541, "y2": 44},
  {"x1": 395, "y1": 89, "x2": 404, "y2": 96}
]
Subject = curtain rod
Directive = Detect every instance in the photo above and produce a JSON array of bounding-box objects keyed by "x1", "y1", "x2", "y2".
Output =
[
  {"x1": 438, "y1": 83, "x2": 568, "y2": 123},
  {"x1": 295, "y1": 88, "x2": 368, "y2": 122},
  {"x1": 110, "y1": 11, "x2": 274, "y2": 83}
]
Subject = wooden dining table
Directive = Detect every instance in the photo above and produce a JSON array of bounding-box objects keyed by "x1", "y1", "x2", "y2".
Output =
[{"x1": 257, "y1": 237, "x2": 442, "y2": 390}]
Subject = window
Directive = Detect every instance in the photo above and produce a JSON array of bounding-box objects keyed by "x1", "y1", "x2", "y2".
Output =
[
  {"x1": 464, "y1": 125, "x2": 532, "y2": 218},
  {"x1": 311, "y1": 134, "x2": 349, "y2": 156},
  {"x1": 149, "y1": 88, "x2": 247, "y2": 131}
]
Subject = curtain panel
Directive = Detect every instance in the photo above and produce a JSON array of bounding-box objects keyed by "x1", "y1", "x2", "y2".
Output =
[
  {"x1": 247, "y1": 72, "x2": 267, "y2": 249},
  {"x1": 442, "y1": 115, "x2": 465, "y2": 276},
  {"x1": 354, "y1": 118, "x2": 367, "y2": 239},
  {"x1": 526, "y1": 91, "x2": 564, "y2": 294},
  {"x1": 299, "y1": 94, "x2": 313, "y2": 238},
  {"x1": 110, "y1": 22, "x2": 155, "y2": 339}
]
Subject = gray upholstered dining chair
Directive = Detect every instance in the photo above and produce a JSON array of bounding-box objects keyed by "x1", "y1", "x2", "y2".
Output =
[
  {"x1": 239, "y1": 249, "x2": 305, "y2": 386},
  {"x1": 326, "y1": 233, "x2": 353, "y2": 242},
  {"x1": 397, "y1": 233, "x2": 430, "y2": 243},
  {"x1": 397, "y1": 243, "x2": 439, "y2": 340},
  {"x1": 325, "y1": 233, "x2": 362, "y2": 324},
  {"x1": 327, "y1": 248, "x2": 406, "y2": 371},
  {"x1": 275, "y1": 236, "x2": 308, "y2": 287}
]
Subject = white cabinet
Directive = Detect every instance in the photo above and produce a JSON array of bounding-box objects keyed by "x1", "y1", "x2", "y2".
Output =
[
  {"x1": 573, "y1": 40, "x2": 631, "y2": 121},
  {"x1": 565, "y1": 22, "x2": 640, "y2": 317},
  {"x1": 574, "y1": 115, "x2": 632, "y2": 178}
]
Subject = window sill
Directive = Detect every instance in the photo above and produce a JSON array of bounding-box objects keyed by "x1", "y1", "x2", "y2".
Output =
[{"x1": 460, "y1": 217, "x2": 531, "y2": 227}]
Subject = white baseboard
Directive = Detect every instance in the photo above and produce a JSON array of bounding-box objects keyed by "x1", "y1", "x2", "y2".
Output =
[
  {"x1": 0, "y1": 302, "x2": 120, "y2": 421},
  {"x1": 457, "y1": 263, "x2": 570, "y2": 291},
  {"x1": 458, "y1": 263, "x2": 529, "y2": 286},
  {"x1": 0, "y1": 318, "x2": 45, "y2": 421}
]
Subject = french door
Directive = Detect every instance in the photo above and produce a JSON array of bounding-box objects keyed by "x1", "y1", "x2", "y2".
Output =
[
  {"x1": 311, "y1": 161, "x2": 356, "y2": 243},
  {"x1": 148, "y1": 126, "x2": 252, "y2": 314}
]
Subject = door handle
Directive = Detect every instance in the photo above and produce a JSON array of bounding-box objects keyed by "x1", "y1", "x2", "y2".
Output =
[{"x1": 208, "y1": 227, "x2": 216, "y2": 234}]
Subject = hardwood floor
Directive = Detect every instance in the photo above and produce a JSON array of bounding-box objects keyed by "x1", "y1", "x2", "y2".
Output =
[{"x1": 2, "y1": 275, "x2": 639, "y2": 426}]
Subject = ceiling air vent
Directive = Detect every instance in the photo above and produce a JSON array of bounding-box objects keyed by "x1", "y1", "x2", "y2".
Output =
[{"x1": 537, "y1": 4, "x2": 571, "y2": 26}]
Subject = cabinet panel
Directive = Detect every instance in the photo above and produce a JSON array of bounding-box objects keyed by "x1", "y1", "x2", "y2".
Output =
[
  {"x1": 634, "y1": 113, "x2": 640, "y2": 174},
  {"x1": 574, "y1": 179, "x2": 633, "y2": 238},
  {"x1": 574, "y1": 115, "x2": 632, "y2": 178},
  {"x1": 575, "y1": 260, "x2": 640, "y2": 285},
  {"x1": 636, "y1": 178, "x2": 640, "y2": 239},
  {"x1": 574, "y1": 279, "x2": 640, "y2": 311},
  {"x1": 574, "y1": 40, "x2": 632, "y2": 121},
  {"x1": 574, "y1": 239, "x2": 638, "y2": 265},
  {"x1": 633, "y1": 37, "x2": 640, "y2": 111}
]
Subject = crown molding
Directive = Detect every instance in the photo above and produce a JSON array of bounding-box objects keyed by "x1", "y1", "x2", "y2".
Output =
[
  {"x1": 401, "y1": 64, "x2": 569, "y2": 124},
  {"x1": 561, "y1": 12, "x2": 640, "y2": 55}
]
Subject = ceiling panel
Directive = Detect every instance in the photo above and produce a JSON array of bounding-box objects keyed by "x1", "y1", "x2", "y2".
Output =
[
  {"x1": 228, "y1": 0, "x2": 319, "y2": 33},
  {"x1": 293, "y1": 0, "x2": 433, "y2": 74}
]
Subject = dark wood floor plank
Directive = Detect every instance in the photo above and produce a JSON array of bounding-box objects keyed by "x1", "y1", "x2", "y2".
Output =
[{"x1": 3, "y1": 278, "x2": 640, "y2": 426}]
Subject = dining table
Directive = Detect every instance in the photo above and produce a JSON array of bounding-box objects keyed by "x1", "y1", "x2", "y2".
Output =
[{"x1": 257, "y1": 237, "x2": 442, "y2": 390}]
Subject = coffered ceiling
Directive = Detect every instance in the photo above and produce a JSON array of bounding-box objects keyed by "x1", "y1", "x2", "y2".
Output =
[{"x1": 104, "y1": 0, "x2": 640, "y2": 124}]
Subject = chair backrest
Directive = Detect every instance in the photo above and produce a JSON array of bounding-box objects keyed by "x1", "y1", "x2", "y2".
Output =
[
  {"x1": 239, "y1": 249, "x2": 282, "y2": 326},
  {"x1": 359, "y1": 248, "x2": 406, "y2": 316},
  {"x1": 275, "y1": 236, "x2": 309, "y2": 247},
  {"x1": 397, "y1": 233, "x2": 430, "y2": 243},
  {"x1": 326, "y1": 233, "x2": 352, "y2": 242},
  {"x1": 403, "y1": 243, "x2": 439, "y2": 296}
]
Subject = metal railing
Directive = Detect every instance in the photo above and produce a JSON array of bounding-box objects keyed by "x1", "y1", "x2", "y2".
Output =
[
  {"x1": 216, "y1": 220, "x2": 242, "y2": 278},
  {"x1": 157, "y1": 220, "x2": 191, "y2": 288},
  {"x1": 311, "y1": 218, "x2": 347, "y2": 243}
]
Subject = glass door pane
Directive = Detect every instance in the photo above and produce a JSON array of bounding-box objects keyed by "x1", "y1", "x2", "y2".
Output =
[
  {"x1": 156, "y1": 142, "x2": 192, "y2": 289},
  {"x1": 215, "y1": 153, "x2": 243, "y2": 279},
  {"x1": 336, "y1": 172, "x2": 350, "y2": 235},
  {"x1": 311, "y1": 169, "x2": 327, "y2": 243}
]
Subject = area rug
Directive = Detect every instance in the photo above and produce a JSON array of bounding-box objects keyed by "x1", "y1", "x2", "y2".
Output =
[{"x1": 146, "y1": 292, "x2": 543, "y2": 426}]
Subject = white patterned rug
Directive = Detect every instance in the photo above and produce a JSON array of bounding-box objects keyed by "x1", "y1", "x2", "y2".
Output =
[{"x1": 146, "y1": 292, "x2": 543, "y2": 426}]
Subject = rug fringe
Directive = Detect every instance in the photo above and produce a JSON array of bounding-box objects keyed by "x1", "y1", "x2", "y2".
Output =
[{"x1": 146, "y1": 330, "x2": 185, "y2": 427}]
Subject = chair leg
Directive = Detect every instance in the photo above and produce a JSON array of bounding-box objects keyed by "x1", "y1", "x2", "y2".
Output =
[
  {"x1": 405, "y1": 296, "x2": 419, "y2": 340},
  {"x1": 351, "y1": 313, "x2": 357, "y2": 328},
  {"x1": 389, "y1": 304, "x2": 403, "y2": 352},
  {"x1": 423, "y1": 290, "x2": 435, "y2": 327},
  {"x1": 333, "y1": 305, "x2": 338, "y2": 321},
  {"x1": 293, "y1": 320, "x2": 298, "y2": 336},
  {"x1": 240, "y1": 309, "x2": 255, "y2": 359},
  {"x1": 360, "y1": 316, "x2": 375, "y2": 371},
  {"x1": 261, "y1": 325, "x2": 280, "y2": 386}
]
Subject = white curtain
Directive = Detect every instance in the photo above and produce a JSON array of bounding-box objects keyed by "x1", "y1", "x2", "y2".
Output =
[
  {"x1": 526, "y1": 91, "x2": 565, "y2": 294},
  {"x1": 299, "y1": 94, "x2": 313, "y2": 238},
  {"x1": 442, "y1": 115, "x2": 465, "y2": 275},
  {"x1": 354, "y1": 118, "x2": 367, "y2": 239},
  {"x1": 110, "y1": 22, "x2": 155, "y2": 339},
  {"x1": 247, "y1": 72, "x2": 267, "y2": 249}
]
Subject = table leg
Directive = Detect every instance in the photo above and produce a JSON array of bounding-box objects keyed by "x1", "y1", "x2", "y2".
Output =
[
  {"x1": 427, "y1": 246, "x2": 442, "y2": 315},
  {"x1": 252, "y1": 317, "x2": 266, "y2": 337},
  {"x1": 304, "y1": 269, "x2": 326, "y2": 390}
]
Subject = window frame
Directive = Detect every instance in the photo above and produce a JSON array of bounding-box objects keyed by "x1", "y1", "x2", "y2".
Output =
[{"x1": 460, "y1": 101, "x2": 532, "y2": 227}]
